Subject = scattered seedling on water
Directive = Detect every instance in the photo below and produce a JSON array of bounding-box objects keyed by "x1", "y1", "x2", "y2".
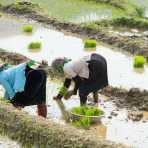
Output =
[
  {"x1": 133, "y1": 55, "x2": 146, "y2": 68},
  {"x1": 28, "y1": 42, "x2": 42, "y2": 49},
  {"x1": 22, "y1": 25, "x2": 33, "y2": 32},
  {"x1": 84, "y1": 39, "x2": 97, "y2": 48}
]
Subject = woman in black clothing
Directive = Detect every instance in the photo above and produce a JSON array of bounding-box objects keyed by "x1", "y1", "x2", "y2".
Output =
[
  {"x1": 53, "y1": 53, "x2": 108, "y2": 106},
  {"x1": 11, "y1": 64, "x2": 47, "y2": 118}
]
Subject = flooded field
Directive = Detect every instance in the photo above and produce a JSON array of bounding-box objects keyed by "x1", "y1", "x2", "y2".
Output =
[
  {"x1": 0, "y1": 15, "x2": 148, "y2": 90},
  {"x1": 1, "y1": 0, "x2": 148, "y2": 22},
  {"x1": 0, "y1": 0, "x2": 129, "y2": 23},
  {"x1": 24, "y1": 81, "x2": 148, "y2": 148},
  {"x1": 0, "y1": 15, "x2": 148, "y2": 148}
]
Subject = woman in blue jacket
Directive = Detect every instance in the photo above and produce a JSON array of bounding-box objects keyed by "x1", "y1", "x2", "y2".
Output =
[{"x1": 0, "y1": 61, "x2": 47, "y2": 118}]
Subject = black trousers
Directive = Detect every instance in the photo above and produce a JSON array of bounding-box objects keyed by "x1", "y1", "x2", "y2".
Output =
[
  {"x1": 11, "y1": 66, "x2": 47, "y2": 107},
  {"x1": 76, "y1": 55, "x2": 108, "y2": 105}
]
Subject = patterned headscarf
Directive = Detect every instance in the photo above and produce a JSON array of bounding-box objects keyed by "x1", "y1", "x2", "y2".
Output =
[{"x1": 52, "y1": 57, "x2": 71, "y2": 74}]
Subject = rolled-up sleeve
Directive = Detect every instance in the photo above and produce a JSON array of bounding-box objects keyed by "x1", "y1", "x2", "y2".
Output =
[{"x1": 63, "y1": 63, "x2": 77, "y2": 79}]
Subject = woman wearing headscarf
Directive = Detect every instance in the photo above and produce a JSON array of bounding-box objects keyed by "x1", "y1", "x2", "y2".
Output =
[
  {"x1": 0, "y1": 61, "x2": 47, "y2": 118},
  {"x1": 53, "y1": 53, "x2": 108, "y2": 106}
]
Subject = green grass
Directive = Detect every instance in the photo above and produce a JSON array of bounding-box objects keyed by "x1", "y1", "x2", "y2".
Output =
[
  {"x1": 133, "y1": 55, "x2": 146, "y2": 68},
  {"x1": 22, "y1": 25, "x2": 33, "y2": 32},
  {"x1": 84, "y1": 39, "x2": 97, "y2": 48},
  {"x1": 28, "y1": 41, "x2": 42, "y2": 49}
]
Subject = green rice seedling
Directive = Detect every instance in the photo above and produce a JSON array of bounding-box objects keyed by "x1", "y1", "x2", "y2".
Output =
[
  {"x1": 73, "y1": 117, "x2": 91, "y2": 129},
  {"x1": 112, "y1": 17, "x2": 148, "y2": 29},
  {"x1": 28, "y1": 42, "x2": 42, "y2": 49},
  {"x1": 135, "y1": 6, "x2": 145, "y2": 18},
  {"x1": 79, "y1": 117, "x2": 91, "y2": 128},
  {"x1": 59, "y1": 86, "x2": 68, "y2": 96},
  {"x1": 71, "y1": 106, "x2": 103, "y2": 116},
  {"x1": 22, "y1": 25, "x2": 33, "y2": 32},
  {"x1": 71, "y1": 106, "x2": 85, "y2": 115},
  {"x1": 85, "y1": 107, "x2": 104, "y2": 116},
  {"x1": 84, "y1": 40, "x2": 97, "y2": 48},
  {"x1": 81, "y1": 23, "x2": 100, "y2": 31},
  {"x1": 133, "y1": 55, "x2": 146, "y2": 68},
  {"x1": 71, "y1": 106, "x2": 103, "y2": 128}
]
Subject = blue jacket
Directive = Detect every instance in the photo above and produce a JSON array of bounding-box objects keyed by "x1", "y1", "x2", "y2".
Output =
[{"x1": 0, "y1": 63, "x2": 27, "y2": 100}]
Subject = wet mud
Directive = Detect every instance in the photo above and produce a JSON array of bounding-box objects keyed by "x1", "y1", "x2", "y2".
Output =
[{"x1": 101, "y1": 87, "x2": 148, "y2": 112}]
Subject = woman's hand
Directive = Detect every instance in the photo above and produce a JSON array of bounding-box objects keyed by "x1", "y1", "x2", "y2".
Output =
[{"x1": 64, "y1": 90, "x2": 74, "y2": 100}]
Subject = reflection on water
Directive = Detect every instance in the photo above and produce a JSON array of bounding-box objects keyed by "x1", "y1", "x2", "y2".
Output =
[{"x1": 0, "y1": 16, "x2": 148, "y2": 90}]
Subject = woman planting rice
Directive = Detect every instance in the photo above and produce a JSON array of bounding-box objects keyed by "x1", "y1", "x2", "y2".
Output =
[
  {"x1": 53, "y1": 53, "x2": 108, "y2": 106},
  {"x1": 0, "y1": 61, "x2": 47, "y2": 118}
]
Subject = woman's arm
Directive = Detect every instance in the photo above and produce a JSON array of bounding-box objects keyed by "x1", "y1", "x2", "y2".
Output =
[{"x1": 55, "y1": 78, "x2": 72, "y2": 99}]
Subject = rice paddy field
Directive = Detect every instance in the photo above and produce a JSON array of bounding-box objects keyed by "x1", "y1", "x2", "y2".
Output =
[{"x1": 0, "y1": 0, "x2": 148, "y2": 148}]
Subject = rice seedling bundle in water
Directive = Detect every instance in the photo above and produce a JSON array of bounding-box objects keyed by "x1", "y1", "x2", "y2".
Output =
[
  {"x1": 28, "y1": 42, "x2": 42, "y2": 49},
  {"x1": 133, "y1": 55, "x2": 145, "y2": 68},
  {"x1": 23, "y1": 25, "x2": 33, "y2": 32},
  {"x1": 84, "y1": 40, "x2": 97, "y2": 48}
]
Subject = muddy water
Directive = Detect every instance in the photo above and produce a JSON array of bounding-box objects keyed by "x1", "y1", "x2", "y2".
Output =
[
  {"x1": 0, "y1": 15, "x2": 148, "y2": 90},
  {"x1": 23, "y1": 81, "x2": 148, "y2": 148},
  {"x1": 0, "y1": 15, "x2": 148, "y2": 148}
]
